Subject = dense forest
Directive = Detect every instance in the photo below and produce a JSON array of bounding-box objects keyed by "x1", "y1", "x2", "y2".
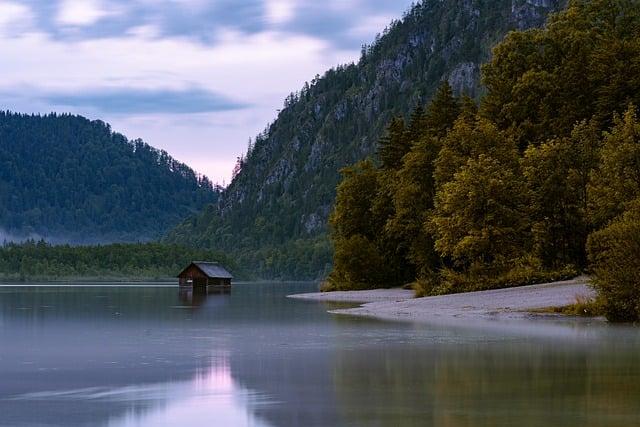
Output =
[
  {"x1": 0, "y1": 241, "x2": 241, "y2": 281},
  {"x1": 166, "y1": 0, "x2": 565, "y2": 279},
  {"x1": 327, "y1": 0, "x2": 640, "y2": 322},
  {"x1": 0, "y1": 112, "x2": 219, "y2": 243}
]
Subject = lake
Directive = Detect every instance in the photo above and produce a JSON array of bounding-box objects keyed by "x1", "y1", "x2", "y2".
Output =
[{"x1": 0, "y1": 282, "x2": 639, "y2": 427}]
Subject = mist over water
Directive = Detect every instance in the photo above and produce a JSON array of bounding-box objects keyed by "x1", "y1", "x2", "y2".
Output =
[
  {"x1": 0, "y1": 228, "x2": 44, "y2": 244},
  {"x1": 0, "y1": 283, "x2": 639, "y2": 427},
  {"x1": 0, "y1": 228, "x2": 155, "y2": 246}
]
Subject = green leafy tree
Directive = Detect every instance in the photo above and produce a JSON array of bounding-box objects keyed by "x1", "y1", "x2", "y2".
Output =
[
  {"x1": 482, "y1": 0, "x2": 640, "y2": 148},
  {"x1": 523, "y1": 119, "x2": 601, "y2": 268},
  {"x1": 432, "y1": 153, "x2": 530, "y2": 275},
  {"x1": 329, "y1": 235, "x2": 389, "y2": 291},
  {"x1": 588, "y1": 105, "x2": 640, "y2": 227},
  {"x1": 329, "y1": 160, "x2": 384, "y2": 240},
  {"x1": 434, "y1": 116, "x2": 516, "y2": 188},
  {"x1": 430, "y1": 120, "x2": 532, "y2": 291}
]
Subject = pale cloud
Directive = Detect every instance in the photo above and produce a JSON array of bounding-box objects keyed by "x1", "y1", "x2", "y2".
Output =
[
  {"x1": 348, "y1": 14, "x2": 395, "y2": 39},
  {"x1": 0, "y1": 1, "x2": 34, "y2": 35},
  {"x1": 0, "y1": 30, "x2": 353, "y2": 96},
  {"x1": 266, "y1": 0, "x2": 296, "y2": 25},
  {"x1": 125, "y1": 24, "x2": 161, "y2": 39},
  {"x1": 57, "y1": 0, "x2": 120, "y2": 26},
  {"x1": 0, "y1": 28, "x2": 355, "y2": 183},
  {"x1": 0, "y1": 0, "x2": 416, "y2": 183}
]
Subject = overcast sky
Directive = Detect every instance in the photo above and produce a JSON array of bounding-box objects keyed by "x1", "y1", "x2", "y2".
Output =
[{"x1": 0, "y1": 0, "x2": 414, "y2": 184}]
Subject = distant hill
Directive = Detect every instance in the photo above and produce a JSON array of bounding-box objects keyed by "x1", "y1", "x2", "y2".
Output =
[
  {"x1": 0, "y1": 112, "x2": 218, "y2": 243},
  {"x1": 166, "y1": 0, "x2": 566, "y2": 279}
]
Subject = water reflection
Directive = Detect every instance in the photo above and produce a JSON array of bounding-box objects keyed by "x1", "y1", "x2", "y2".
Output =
[
  {"x1": 178, "y1": 287, "x2": 231, "y2": 308},
  {"x1": 6, "y1": 355, "x2": 272, "y2": 427},
  {"x1": 0, "y1": 283, "x2": 639, "y2": 427},
  {"x1": 329, "y1": 343, "x2": 640, "y2": 427},
  {"x1": 107, "y1": 356, "x2": 271, "y2": 427}
]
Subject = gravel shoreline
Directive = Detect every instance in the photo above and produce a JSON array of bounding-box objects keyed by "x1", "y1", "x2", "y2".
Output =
[{"x1": 288, "y1": 277, "x2": 600, "y2": 326}]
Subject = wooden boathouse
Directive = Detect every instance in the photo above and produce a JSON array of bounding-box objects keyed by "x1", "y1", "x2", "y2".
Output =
[{"x1": 177, "y1": 262, "x2": 233, "y2": 291}]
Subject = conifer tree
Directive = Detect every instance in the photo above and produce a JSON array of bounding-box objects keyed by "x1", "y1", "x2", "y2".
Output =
[
  {"x1": 327, "y1": 160, "x2": 400, "y2": 290},
  {"x1": 458, "y1": 95, "x2": 478, "y2": 121},
  {"x1": 377, "y1": 118, "x2": 410, "y2": 170},
  {"x1": 385, "y1": 87, "x2": 463, "y2": 278},
  {"x1": 406, "y1": 105, "x2": 427, "y2": 142},
  {"x1": 424, "y1": 81, "x2": 460, "y2": 138},
  {"x1": 386, "y1": 136, "x2": 441, "y2": 277}
]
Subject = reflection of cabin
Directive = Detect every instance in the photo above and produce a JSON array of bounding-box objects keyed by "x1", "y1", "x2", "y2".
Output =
[{"x1": 177, "y1": 262, "x2": 233, "y2": 291}]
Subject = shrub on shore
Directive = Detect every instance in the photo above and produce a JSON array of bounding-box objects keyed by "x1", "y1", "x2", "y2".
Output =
[
  {"x1": 587, "y1": 201, "x2": 640, "y2": 322},
  {"x1": 413, "y1": 259, "x2": 577, "y2": 297}
]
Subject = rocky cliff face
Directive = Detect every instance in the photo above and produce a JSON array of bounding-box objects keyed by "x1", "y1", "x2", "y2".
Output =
[{"x1": 167, "y1": 0, "x2": 565, "y2": 279}]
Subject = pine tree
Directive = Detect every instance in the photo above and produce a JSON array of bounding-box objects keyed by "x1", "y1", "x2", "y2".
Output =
[
  {"x1": 326, "y1": 160, "x2": 400, "y2": 290},
  {"x1": 377, "y1": 118, "x2": 410, "y2": 170},
  {"x1": 458, "y1": 95, "x2": 478, "y2": 121},
  {"x1": 406, "y1": 105, "x2": 427, "y2": 142},
  {"x1": 386, "y1": 136, "x2": 441, "y2": 277},
  {"x1": 424, "y1": 81, "x2": 460, "y2": 138},
  {"x1": 384, "y1": 88, "x2": 465, "y2": 278}
]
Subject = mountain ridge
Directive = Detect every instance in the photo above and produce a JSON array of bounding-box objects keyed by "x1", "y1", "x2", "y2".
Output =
[{"x1": 167, "y1": 0, "x2": 567, "y2": 279}]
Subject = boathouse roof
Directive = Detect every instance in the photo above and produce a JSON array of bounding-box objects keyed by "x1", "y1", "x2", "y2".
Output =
[{"x1": 177, "y1": 262, "x2": 233, "y2": 279}]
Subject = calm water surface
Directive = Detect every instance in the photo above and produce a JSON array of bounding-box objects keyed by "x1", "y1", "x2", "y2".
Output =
[{"x1": 0, "y1": 282, "x2": 639, "y2": 427}]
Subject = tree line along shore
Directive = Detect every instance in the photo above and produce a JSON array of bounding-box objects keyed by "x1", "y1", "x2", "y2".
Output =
[
  {"x1": 324, "y1": 0, "x2": 640, "y2": 323},
  {"x1": 0, "y1": 242, "x2": 241, "y2": 282}
]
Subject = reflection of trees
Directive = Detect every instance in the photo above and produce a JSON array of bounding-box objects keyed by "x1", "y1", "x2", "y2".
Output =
[
  {"x1": 332, "y1": 342, "x2": 640, "y2": 427},
  {"x1": 0, "y1": 286, "x2": 234, "y2": 323},
  {"x1": 228, "y1": 335, "x2": 344, "y2": 426}
]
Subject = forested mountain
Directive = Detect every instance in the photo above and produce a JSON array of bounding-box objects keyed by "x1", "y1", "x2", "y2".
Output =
[
  {"x1": 167, "y1": 0, "x2": 565, "y2": 279},
  {"x1": 0, "y1": 112, "x2": 218, "y2": 243}
]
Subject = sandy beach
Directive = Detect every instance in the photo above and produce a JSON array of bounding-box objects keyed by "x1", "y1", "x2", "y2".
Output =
[{"x1": 288, "y1": 277, "x2": 600, "y2": 325}]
